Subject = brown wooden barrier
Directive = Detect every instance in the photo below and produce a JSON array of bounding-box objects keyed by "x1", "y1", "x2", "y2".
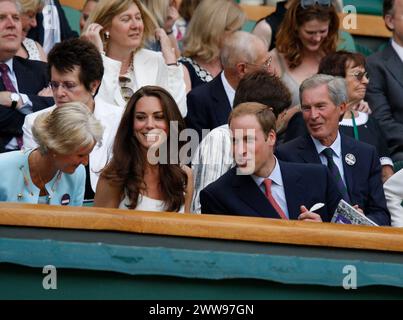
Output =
[
  {"x1": 0, "y1": 202, "x2": 402, "y2": 252},
  {"x1": 60, "y1": 0, "x2": 83, "y2": 11}
]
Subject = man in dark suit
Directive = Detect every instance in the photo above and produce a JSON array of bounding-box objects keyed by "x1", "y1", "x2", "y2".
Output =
[
  {"x1": 27, "y1": 0, "x2": 78, "y2": 54},
  {"x1": 365, "y1": 0, "x2": 403, "y2": 161},
  {"x1": 0, "y1": 0, "x2": 54, "y2": 152},
  {"x1": 276, "y1": 74, "x2": 390, "y2": 226},
  {"x1": 200, "y1": 102, "x2": 342, "y2": 222},
  {"x1": 186, "y1": 31, "x2": 272, "y2": 142}
]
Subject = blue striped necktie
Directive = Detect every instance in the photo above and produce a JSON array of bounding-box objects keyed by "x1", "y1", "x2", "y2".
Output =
[{"x1": 322, "y1": 148, "x2": 351, "y2": 203}]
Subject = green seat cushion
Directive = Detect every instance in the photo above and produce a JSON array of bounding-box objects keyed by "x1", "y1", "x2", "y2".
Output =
[
  {"x1": 337, "y1": 30, "x2": 357, "y2": 52},
  {"x1": 62, "y1": 5, "x2": 81, "y2": 35},
  {"x1": 343, "y1": 0, "x2": 383, "y2": 16}
]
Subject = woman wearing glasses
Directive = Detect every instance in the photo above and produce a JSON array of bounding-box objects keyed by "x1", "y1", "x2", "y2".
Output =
[
  {"x1": 94, "y1": 86, "x2": 193, "y2": 213},
  {"x1": 82, "y1": 0, "x2": 187, "y2": 117},
  {"x1": 318, "y1": 51, "x2": 394, "y2": 182},
  {"x1": 0, "y1": 103, "x2": 103, "y2": 206}
]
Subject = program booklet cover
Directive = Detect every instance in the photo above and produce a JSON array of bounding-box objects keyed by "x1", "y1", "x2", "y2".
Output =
[{"x1": 331, "y1": 199, "x2": 379, "y2": 226}]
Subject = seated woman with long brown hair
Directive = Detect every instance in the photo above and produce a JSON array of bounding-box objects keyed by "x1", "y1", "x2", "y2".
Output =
[
  {"x1": 94, "y1": 86, "x2": 193, "y2": 212},
  {"x1": 269, "y1": 0, "x2": 339, "y2": 108}
]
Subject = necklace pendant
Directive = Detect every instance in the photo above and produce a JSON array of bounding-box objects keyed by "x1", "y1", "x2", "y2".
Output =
[{"x1": 17, "y1": 193, "x2": 23, "y2": 200}]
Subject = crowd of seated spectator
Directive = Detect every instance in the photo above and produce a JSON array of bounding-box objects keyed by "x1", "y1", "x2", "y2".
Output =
[{"x1": 1, "y1": 0, "x2": 403, "y2": 228}]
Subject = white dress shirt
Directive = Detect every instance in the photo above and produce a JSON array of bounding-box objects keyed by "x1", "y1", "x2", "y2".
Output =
[
  {"x1": 311, "y1": 132, "x2": 346, "y2": 185},
  {"x1": 42, "y1": 0, "x2": 61, "y2": 54},
  {"x1": 191, "y1": 124, "x2": 234, "y2": 213},
  {"x1": 221, "y1": 71, "x2": 235, "y2": 108},
  {"x1": 383, "y1": 169, "x2": 403, "y2": 227},
  {"x1": 252, "y1": 157, "x2": 289, "y2": 219},
  {"x1": 391, "y1": 39, "x2": 403, "y2": 64}
]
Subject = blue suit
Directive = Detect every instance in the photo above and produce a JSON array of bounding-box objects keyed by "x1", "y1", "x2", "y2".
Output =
[
  {"x1": 185, "y1": 73, "x2": 231, "y2": 141},
  {"x1": 0, "y1": 150, "x2": 85, "y2": 206},
  {"x1": 0, "y1": 57, "x2": 54, "y2": 152},
  {"x1": 276, "y1": 134, "x2": 391, "y2": 226},
  {"x1": 200, "y1": 161, "x2": 342, "y2": 222}
]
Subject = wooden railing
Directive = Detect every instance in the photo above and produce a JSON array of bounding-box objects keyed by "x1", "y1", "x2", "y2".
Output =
[
  {"x1": 0, "y1": 202, "x2": 403, "y2": 252},
  {"x1": 60, "y1": 0, "x2": 83, "y2": 10}
]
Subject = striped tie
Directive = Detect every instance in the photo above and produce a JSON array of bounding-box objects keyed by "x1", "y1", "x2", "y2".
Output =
[
  {"x1": 322, "y1": 148, "x2": 351, "y2": 203},
  {"x1": 0, "y1": 63, "x2": 23, "y2": 149},
  {"x1": 0, "y1": 63, "x2": 16, "y2": 92}
]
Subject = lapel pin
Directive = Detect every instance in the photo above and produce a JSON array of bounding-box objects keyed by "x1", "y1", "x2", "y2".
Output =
[
  {"x1": 345, "y1": 153, "x2": 356, "y2": 166},
  {"x1": 61, "y1": 194, "x2": 70, "y2": 206}
]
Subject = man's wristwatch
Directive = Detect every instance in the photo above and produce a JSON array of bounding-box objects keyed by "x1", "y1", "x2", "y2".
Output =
[{"x1": 10, "y1": 93, "x2": 19, "y2": 109}]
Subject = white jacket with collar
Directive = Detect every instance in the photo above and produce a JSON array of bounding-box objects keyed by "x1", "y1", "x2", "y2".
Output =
[
  {"x1": 384, "y1": 169, "x2": 403, "y2": 227},
  {"x1": 97, "y1": 48, "x2": 187, "y2": 117}
]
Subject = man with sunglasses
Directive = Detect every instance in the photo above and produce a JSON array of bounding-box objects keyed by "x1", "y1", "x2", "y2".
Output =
[{"x1": 366, "y1": 0, "x2": 403, "y2": 162}]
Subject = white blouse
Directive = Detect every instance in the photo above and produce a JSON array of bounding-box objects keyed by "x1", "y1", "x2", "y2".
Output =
[{"x1": 119, "y1": 193, "x2": 184, "y2": 213}]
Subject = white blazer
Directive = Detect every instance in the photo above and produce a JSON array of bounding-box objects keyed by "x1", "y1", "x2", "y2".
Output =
[
  {"x1": 22, "y1": 99, "x2": 123, "y2": 193},
  {"x1": 96, "y1": 48, "x2": 187, "y2": 117},
  {"x1": 384, "y1": 169, "x2": 403, "y2": 227}
]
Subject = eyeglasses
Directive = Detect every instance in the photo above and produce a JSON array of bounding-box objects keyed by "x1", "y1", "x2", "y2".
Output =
[
  {"x1": 300, "y1": 0, "x2": 331, "y2": 9},
  {"x1": 245, "y1": 56, "x2": 272, "y2": 70},
  {"x1": 50, "y1": 81, "x2": 79, "y2": 92},
  {"x1": 350, "y1": 71, "x2": 369, "y2": 81}
]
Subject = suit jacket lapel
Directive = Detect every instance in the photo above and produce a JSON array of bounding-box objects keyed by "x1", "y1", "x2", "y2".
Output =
[
  {"x1": 13, "y1": 58, "x2": 33, "y2": 93},
  {"x1": 211, "y1": 74, "x2": 232, "y2": 125},
  {"x1": 232, "y1": 172, "x2": 281, "y2": 219},
  {"x1": 280, "y1": 161, "x2": 304, "y2": 220},
  {"x1": 384, "y1": 43, "x2": 403, "y2": 89},
  {"x1": 297, "y1": 135, "x2": 322, "y2": 164}
]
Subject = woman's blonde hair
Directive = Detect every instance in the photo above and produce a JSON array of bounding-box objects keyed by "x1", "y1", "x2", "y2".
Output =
[
  {"x1": 19, "y1": 0, "x2": 43, "y2": 13},
  {"x1": 32, "y1": 102, "x2": 104, "y2": 155},
  {"x1": 142, "y1": 0, "x2": 168, "y2": 28},
  {"x1": 85, "y1": 0, "x2": 157, "y2": 51},
  {"x1": 182, "y1": 0, "x2": 246, "y2": 62}
]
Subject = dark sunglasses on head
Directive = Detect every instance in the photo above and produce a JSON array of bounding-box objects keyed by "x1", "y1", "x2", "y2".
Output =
[{"x1": 300, "y1": 0, "x2": 331, "y2": 9}]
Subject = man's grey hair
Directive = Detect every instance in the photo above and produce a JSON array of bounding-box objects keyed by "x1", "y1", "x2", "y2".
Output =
[
  {"x1": 220, "y1": 31, "x2": 263, "y2": 69},
  {"x1": 299, "y1": 74, "x2": 348, "y2": 107},
  {"x1": 0, "y1": 0, "x2": 22, "y2": 13}
]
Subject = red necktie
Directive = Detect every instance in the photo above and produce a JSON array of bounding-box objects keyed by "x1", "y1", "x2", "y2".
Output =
[
  {"x1": 263, "y1": 178, "x2": 288, "y2": 220},
  {"x1": 0, "y1": 63, "x2": 23, "y2": 149},
  {"x1": 0, "y1": 63, "x2": 17, "y2": 92}
]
